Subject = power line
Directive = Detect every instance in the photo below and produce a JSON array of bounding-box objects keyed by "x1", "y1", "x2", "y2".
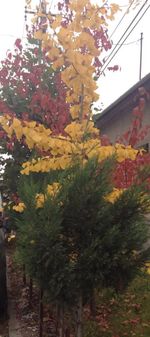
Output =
[
  {"x1": 110, "y1": 0, "x2": 135, "y2": 38},
  {"x1": 103, "y1": 0, "x2": 148, "y2": 70},
  {"x1": 119, "y1": 1, "x2": 142, "y2": 7},
  {"x1": 100, "y1": 4, "x2": 150, "y2": 75},
  {"x1": 50, "y1": 0, "x2": 54, "y2": 10},
  {"x1": 112, "y1": 38, "x2": 140, "y2": 46},
  {"x1": 100, "y1": 0, "x2": 149, "y2": 73},
  {"x1": 0, "y1": 36, "x2": 140, "y2": 46},
  {"x1": 0, "y1": 34, "x2": 24, "y2": 39}
]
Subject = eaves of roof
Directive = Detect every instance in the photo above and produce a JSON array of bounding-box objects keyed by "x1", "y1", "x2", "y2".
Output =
[{"x1": 94, "y1": 73, "x2": 150, "y2": 127}]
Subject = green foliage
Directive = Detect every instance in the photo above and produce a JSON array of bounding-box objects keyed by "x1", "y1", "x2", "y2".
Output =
[
  {"x1": 60, "y1": 159, "x2": 150, "y2": 297},
  {"x1": 15, "y1": 157, "x2": 114, "y2": 304},
  {"x1": 15, "y1": 156, "x2": 150, "y2": 311},
  {"x1": 102, "y1": 185, "x2": 150, "y2": 290},
  {"x1": 83, "y1": 320, "x2": 103, "y2": 337},
  {"x1": 59, "y1": 157, "x2": 114, "y2": 301},
  {"x1": 15, "y1": 176, "x2": 70, "y2": 303}
]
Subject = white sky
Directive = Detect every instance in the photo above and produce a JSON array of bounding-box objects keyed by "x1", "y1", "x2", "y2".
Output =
[
  {"x1": 98, "y1": 0, "x2": 150, "y2": 109},
  {"x1": 0, "y1": 0, "x2": 149, "y2": 110}
]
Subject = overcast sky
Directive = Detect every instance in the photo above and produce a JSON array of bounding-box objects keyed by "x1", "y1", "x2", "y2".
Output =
[
  {"x1": 98, "y1": 0, "x2": 150, "y2": 109},
  {"x1": 0, "y1": 0, "x2": 149, "y2": 110}
]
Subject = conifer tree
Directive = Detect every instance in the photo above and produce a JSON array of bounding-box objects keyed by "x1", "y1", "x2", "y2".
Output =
[{"x1": 15, "y1": 158, "x2": 150, "y2": 337}]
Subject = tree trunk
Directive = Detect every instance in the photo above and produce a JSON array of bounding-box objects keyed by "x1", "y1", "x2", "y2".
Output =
[
  {"x1": 29, "y1": 277, "x2": 33, "y2": 306},
  {"x1": 59, "y1": 304, "x2": 64, "y2": 337},
  {"x1": 23, "y1": 264, "x2": 26, "y2": 286},
  {"x1": 55, "y1": 302, "x2": 59, "y2": 336},
  {"x1": 76, "y1": 295, "x2": 83, "y2": 337},
  {"x1": 39, "y1": 287, "x2": 43, "y2": 337},
  {"x1": 55, "y1": 303, "x2": 65, "y2": 337},
  {"x1": 0, "y1": 228, "x2": 7, "y2": 319},
  {"x1": 90, "y1": 289, "x2": 96, "y2": 318},
  {"x1": 65, "y1": 327, "x2": 71, "y2": 337}
]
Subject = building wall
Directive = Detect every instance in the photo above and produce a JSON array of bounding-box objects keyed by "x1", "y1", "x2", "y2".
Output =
[
  {"x1": 99, "y1": 109, "x2": 132, "y2": 143},
  {"x1": 98, "y1": 102, "x2": 150, "y2": 150},
  {"x1": 138, "y1": 102, "x2": 150, "y2": 148}
]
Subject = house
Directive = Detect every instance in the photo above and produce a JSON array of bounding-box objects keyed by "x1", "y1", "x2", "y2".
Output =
[{"x1": 94, "y1": 73, "x2": 150, "y2": 150}]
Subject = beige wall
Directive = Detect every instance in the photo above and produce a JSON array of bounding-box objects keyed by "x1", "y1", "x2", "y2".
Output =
[{"x1": 99, "y1": 103, "x2": 150, "y2": 149}]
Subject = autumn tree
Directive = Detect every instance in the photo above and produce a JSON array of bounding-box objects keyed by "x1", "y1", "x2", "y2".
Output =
[
  {"x1": 1, "y1": 1, "x2": 150, "y2": 336},
  {"x1": 0, "y1": 31, "x2": 70, "y2": 198}
]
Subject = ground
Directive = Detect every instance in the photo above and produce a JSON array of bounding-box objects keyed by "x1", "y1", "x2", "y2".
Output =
[
  {"x1": 7, "y1": 245, "x2": 56, "y2": 337},
  {"x1": 1, "y1": 244, "x2": 150, "y2": 337},
  {"x1": 0, "y1": 320, "x2": 8, "y2": 337}
]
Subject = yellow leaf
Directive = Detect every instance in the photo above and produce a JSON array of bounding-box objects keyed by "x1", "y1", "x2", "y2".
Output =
[
  {"x1": 99, "y1": 7, "x2": 107, "y2": 15},
  {"x1": 13, "y1": 202, "x2": 26, "y2": 213},
  {"x1": 75, "y1": 32, "x2": 99, "y2": 56},
  {"x1": 56, "y1": 156, "x2": 71, "y2": 169},
  {"x1": 53, "y1": 57, "x2": 64, "y2": 69},
  {"x1": 26, "y1": 121, "x2": 36, "y2": 128},
  {"x1": 115, "y1": 144, "x2": 138, "y2": 162},
  {"x1": 34, "y1": 30, "x2": 44, "y2": 40},
  {"x1": 110, "y1": 3, "x2": 120, "y2": 14},
  {"x1": 105, "y1": 188, "x2": 124, "y2": 203},
  {"x1": 12, "y1": 118, "x2": 23, "y2": 141},
  {"x1": 36, "y1": 193, "x2": 45, "y2": 208},
  {"x1": 7, "y1": 234, "x2": 16, "y2": 242},
  {"x1": 51, "y1": 15, "x2": 62, "y2": 29},
  {"x1": 70, "y1": 0, "x2": 87, "y2": 11},
  {"x1": 2, "y1": 124, "x2": 13, "y2": 137},
  {"x1": 65, "y1": 122, "x2": 83, "y2": 141},
  {"x1": 70, "y1": 105, "x2": 80, "y2": 120},
  {"x1": 30, "y1": 240, "x2": 35, "y2": 245},
  {"x1": 47, "y1": 182, "x2": 60, "y2": 196},
  {"x1": 48, "y1": 47, "x2": 60, "y2": 60}
]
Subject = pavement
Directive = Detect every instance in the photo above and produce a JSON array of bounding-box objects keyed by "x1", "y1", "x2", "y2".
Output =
[{"x1": 6, "y1": 255, "x2": 22, "y2": 337}]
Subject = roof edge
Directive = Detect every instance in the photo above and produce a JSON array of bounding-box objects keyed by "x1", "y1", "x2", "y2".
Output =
[{"x1": 94, "y1": 72, "x2": 150, "y2": 122}]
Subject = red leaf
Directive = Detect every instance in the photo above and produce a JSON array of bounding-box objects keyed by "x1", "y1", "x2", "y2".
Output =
[
  {"x1": 132, "y1": 107, "x2": 141, "y2": 118},
  {"x1": 107, "y1": 65, "x2": 119, "y2": 72},
  {"x1": 139, "y1": 97, "x2": 145, "y2": 111},
  {"x1": 101, "y1": 134, "x2": 111, "y2": 145},
  {"x1": 15, "y1": 38, "x2": 22, "y2": 51},
  {"x1": 123, "y1": 131, "x2": 130, "y2": 142},
  {"x1": 132, "y1": 119, "x2": 140, "y2": 129}
]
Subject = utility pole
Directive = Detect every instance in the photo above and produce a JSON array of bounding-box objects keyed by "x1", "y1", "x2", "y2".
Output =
[
  {"x1": 24, "y1": 0, "x2": 47, "y2": 64},
  {"x1": 139, "y1": 32, "x2": 143, "y2": 81},
  {"x1": 25, "y1": 0, "x2": 47, "y2": 28}
]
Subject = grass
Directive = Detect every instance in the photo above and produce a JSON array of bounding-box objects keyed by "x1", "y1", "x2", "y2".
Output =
[{"x1": 83, "y1": 272, "x2": 150, "y2": 337}]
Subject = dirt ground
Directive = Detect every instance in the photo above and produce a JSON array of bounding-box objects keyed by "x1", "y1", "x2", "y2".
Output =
[
  {"x1": 7, "y1": 246, "x2": 56, "y2": 337},
  {"x1": 0, "y1": 320, "x2": 9, "y2": 337}
]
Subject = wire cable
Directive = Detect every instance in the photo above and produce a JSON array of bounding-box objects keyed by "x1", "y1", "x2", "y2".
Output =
[
  {"x1": 110, "y1": 0, "x2": 135, "y2": 38},
  {"x1": 100, "y1": 0, "x2": 149, "y2": 73},
  {"x1": 0, "y1": 35, "x2": 138, "y2": 46},
  {"x1": 111, "y1": 38, "x2": 140, "y2": 46},
  {"x1": 119, "y1": 1, "x2": 142, "y2": 8},
  {"x1": 50, "y1": 0, "x2": 54, "y2": 10},
  {"x1": 100, "y1": 4, "x2": 150, "y2": 75}
]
